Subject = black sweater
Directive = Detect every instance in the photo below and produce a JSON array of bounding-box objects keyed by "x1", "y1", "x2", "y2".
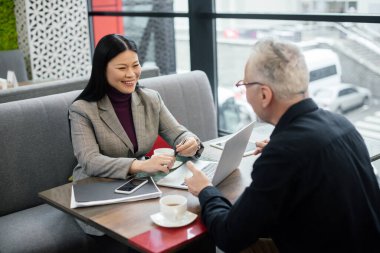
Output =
[{"x1": 199, "y1": 98, "x2": 380, "y2": 253}]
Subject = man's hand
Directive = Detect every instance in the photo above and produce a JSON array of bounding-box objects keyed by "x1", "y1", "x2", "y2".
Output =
[
  {"x1": 185, "y1": 161, "x2": 212, "y2": 197},
  {"x1": 253, "y1": 139, "x2": 269, "y2": 155}
]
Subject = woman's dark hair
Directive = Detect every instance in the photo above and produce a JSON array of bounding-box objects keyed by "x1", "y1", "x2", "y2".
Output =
[{"x1": 75, "y1": 34, "x2": 139, "y2": 102}]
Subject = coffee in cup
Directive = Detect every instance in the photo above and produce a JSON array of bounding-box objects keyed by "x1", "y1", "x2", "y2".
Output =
[{"x1": 159, "y1": 195, "x2": 187, "y2": 222}]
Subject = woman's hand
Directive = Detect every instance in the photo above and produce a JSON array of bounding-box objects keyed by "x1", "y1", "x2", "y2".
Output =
[
  {"x1": 175, "y1": 137, "x2": 199, "y2": 157},
  {"x1": 130, "y1": 155, "x2": 175, "y2": 174},
  {"x1": 253, "y1": 139, "x2": 269, "y2": 155}
]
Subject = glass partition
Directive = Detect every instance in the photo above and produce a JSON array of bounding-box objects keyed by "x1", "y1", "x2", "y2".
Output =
[
  {"x1": 90, "y1": 15, "x2": 190, "y2": 75},
  {"x1": 87, "y1": 0, "x2": 380, "y2": 138},
  {"x1": 91, "y1": 0, "x2": 188, "y2": 13},
  {"x1": 216, "y1": 18, "x2": 380, "y2": 142},
  {"x1": 215, "y1": 0, "x2": 380, "y2": 14}
]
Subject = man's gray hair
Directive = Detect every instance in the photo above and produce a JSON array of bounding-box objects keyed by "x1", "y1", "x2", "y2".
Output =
[{"x1": 249, "y1": 38, "x2": 309, "y2": 100}]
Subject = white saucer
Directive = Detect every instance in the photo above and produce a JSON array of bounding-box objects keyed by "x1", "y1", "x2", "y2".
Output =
[{"x1": 150, "y1": 211, "x2": 197, "y2": 228}]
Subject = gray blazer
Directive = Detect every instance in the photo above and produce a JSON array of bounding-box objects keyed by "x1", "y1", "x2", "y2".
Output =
[{"x1": 69, "y1": 87, "x2": 198, "y2": 181}]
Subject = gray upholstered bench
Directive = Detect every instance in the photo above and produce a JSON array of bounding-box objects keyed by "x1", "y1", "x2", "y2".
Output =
[{"x1": 0, "y1": 70, "x2": 217, "y2": 253}]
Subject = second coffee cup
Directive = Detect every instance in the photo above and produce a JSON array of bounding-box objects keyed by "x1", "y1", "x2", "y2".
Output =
[
  {"x1": 159, "y1": 195, "x2": 187, "y2": 222},
  {"x1": 153, "y1": 148, "x2": 175, "y2": 156}
]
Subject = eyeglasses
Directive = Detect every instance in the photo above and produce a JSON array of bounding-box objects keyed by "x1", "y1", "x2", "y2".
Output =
[
  {"x1": 235, "y1": 80, "x2": 265, "y2": 88},
  {"x1": 235, "y1": 79, "x2": 307, "y2": 96}
]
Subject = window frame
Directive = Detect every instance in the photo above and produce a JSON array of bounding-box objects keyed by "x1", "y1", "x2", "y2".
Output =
[{"x1": 87, "y1": 0, "x2": 380, "y2": 135}]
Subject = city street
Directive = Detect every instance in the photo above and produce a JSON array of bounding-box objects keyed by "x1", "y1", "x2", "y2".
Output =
[{"x1": 346, "y1": 98, "x2": 380, "y2": 141}]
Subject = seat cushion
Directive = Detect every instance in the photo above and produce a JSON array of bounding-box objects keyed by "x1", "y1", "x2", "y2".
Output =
[{"x1": 0, "y1": 204, "x2": 95, "y2": 253}]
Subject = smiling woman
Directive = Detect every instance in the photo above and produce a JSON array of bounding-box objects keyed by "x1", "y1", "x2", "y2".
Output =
[
  {"x1": 70, "y1": 34, "x2": 202, "y2": 180},
  {"x1": 106, "y1": 50, "x2": 142, "y2": 94},
  {"x1": 68, "y1": 34, "x2": 203, "y2": 235}
]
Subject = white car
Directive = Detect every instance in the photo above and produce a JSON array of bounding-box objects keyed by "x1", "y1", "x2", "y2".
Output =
[{"x1": 311, "y1": 83, "x2": 371, "y2": 113}]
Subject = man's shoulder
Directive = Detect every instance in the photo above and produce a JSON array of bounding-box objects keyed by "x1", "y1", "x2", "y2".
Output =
[{"x1": 266, "y1": 110, "x2": 345, "y2": 155}]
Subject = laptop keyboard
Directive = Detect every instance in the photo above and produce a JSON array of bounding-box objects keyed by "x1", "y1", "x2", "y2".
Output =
[
  {"x1": 202, "y1": 163, "x2": 217, "y2": 178},
  {"x1": 200, "y1": 149, "x2": 220, "y2": 161},
  {"x1": 181, "y1": 163, "x2": 217, "y2": 186}
]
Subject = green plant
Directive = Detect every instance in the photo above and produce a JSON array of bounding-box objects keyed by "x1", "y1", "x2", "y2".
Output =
[{"x1": 0, "y1": 0, "x2": 18, "y2": 50}]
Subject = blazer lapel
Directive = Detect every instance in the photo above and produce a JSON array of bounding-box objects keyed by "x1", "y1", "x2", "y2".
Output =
[
  {"x1": 98, "y1": 95, "x2": 135, "y2": 152},
  {"x1": 131, "y1": 92, "x2": 146, "y2": 154}
]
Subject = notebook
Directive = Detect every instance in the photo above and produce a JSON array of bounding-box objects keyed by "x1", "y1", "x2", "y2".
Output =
[
  {"x1": 70, "y1": 176, "x2": 161, "y2": 208},
  {"x1": 156, "y1": 121, "x2": 255, "y2": 189}
]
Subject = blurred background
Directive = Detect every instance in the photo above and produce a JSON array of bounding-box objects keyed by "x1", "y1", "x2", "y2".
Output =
[{"x1": 2, "y1": 0, "x2": 380, "y2": 137}]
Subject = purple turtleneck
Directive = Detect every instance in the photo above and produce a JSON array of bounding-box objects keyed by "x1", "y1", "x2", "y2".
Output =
[{"x1": 107, "y1": 86, "x2": 138, "y2": 153}]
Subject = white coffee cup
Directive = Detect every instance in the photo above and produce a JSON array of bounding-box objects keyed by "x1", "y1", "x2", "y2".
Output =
[
  {"x1": 159, "y1": 195, "x2": 187, "y2": 222},
  {"x1": 153, "y1": 148, "x2": 175, "y2": 156}
]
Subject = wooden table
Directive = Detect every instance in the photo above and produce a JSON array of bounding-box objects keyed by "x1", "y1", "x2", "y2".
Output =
[
  {"x1": 38, "y1": 124, "x2": 380, "y2": 252},
  {"x1": 39, "y1": 140, "x2": 257, "y2": 253}
]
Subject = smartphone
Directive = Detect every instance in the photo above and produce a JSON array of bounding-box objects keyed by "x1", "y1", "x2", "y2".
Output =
[{"x1": 115, "y1": 178, "x2": 148, "y2": 194}]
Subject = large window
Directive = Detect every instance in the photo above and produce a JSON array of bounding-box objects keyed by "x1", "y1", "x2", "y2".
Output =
[
  {"x1": 88, "y1": 0, "x2": 380, "y2": 141},
  {"x1": 215, "y1": 0, "x2": 380, "y2": 14},
  {"x1": 89, "y1": 0, "x2": 189, "y2": 75},
  {"x1": 216, "y1": 18, "x2": 380, "y2": 139}
]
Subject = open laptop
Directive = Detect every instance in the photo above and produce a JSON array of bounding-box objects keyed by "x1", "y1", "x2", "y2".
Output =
[{"x1": 157, "y1": 121, "x2": 255, "y2": 189}]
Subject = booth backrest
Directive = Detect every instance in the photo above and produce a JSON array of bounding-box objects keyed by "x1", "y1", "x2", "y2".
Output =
[
  {"x1": 0, "y1": 70, "x2": 217, "y2": 216},
  {"x1": 0, "y1": 90, "x2": 80, "y2": 216},
  {"x1": 0, "y1": 77, "x2": 88, "y2": 104},
  {"x1": 0, "y1": 66, "x2": 160, "y2": 104},
  {"x1": 140, "y1": 70, "x2": 217, "y2": 142}
]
